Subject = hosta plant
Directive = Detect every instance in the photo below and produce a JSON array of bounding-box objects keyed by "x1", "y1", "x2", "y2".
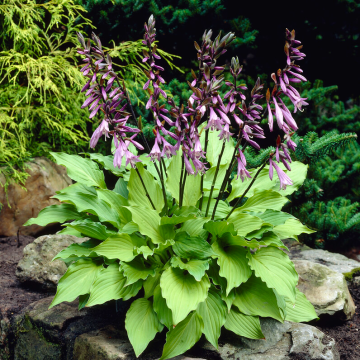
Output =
[{"x1": 25, "y1": 16, "x2": 318, "y2": 359}]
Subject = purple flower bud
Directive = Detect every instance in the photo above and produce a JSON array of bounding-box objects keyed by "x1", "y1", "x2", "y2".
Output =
[
  {"x1": 289, "y1": 78, "x2": 301, "y2": 83},
  {"x1": 101, "y1": 87, "x2": 107, "y2": 100},
  {"x1": 89, "y1": 97, "x2": 101, "y2": 111},
  {"x1": 279, "y1": 76, "x2": 287, "y2": 93},
  {"x1": 89, "y1": 104, "x2": 101, "y2": 119},
  {"x1": 143, "y1": 79, "x2": 150, "y2": 90},
  {"x1": 148, "y1": 139, "x2": 162, "y2": 162},
  {"x1": 81, "y1": 80, "x2": 91, "y2": 93},
  {"x1": 184, "y1": 155, "x2": 195, "y2": 175},
  {"x1": 272, "y1": 160, "x2": 293, "y2": 190},
  {"x1": 267, "y1": 103, "x2": 274, "y2": 132},
  {"x1": 81, "y1": 95, "x2": 96, "y2": 108},
  {"x1": 90, "y1": 120, "x2": 109, "y2": 149},
  {"x1": 273, "y1": 97, "x2": 284, "y2": 129},
  {"x1": 218, "y1": 123, "x2": 233, "y2": 142}
]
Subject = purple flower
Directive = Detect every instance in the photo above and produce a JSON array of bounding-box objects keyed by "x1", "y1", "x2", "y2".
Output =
[
  {"x1": 237, "y1": 149, "x2": 251, "y2": 182},
  {"x1": 90, "y1": 119, "x2": 109, "y2": 148},
  {"x1": 269, "y1": 158, "x2": 293, "y2": 190},
  {"x1": 184, "y1": 155, "x2": 195, "y2": 175},
  {"x1": 148, "y1": 139, "x2": 162, "y2": 162},
  {"x1": 218, "y1": 123, "x2": 233, "y2": 142}
]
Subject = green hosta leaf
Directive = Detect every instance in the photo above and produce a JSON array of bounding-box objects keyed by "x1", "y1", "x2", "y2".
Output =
[
  {"x1": 154, "y1": 239, "x2": 175, "y2": 254},
  {"x1": 121, "y1": 221, "x2": 139, "y2": 234},
  {"x1": 53, "y1": 192, "x2": 121, "y2": 229},
  {"x1": 53, "y1": 239, "x2": 100, "y2": 261},
  {"x1": 207, "y1": 260, "x2": 227, "y2": 291},
  {"x1": 24, "y1": 203, "x2": 85, "y2": 226},
  {"x1": 50, "y1": 152, "x2": 106, "y2": 189},
  {"x1": 64, "y1": 219, "x2": 116, "y2": 240},
  {"x1": 278, "y1": 161, "x2": 308, "y2": 196},
  {"x1": 201, "y1": 198, "x2": 231, "y2": 219},
  {"x1": 125, "y1": 298, "x2": 164, "y2": 357},
  {"x1": 121, "y1": 256, "x2": 157, "y2": 285},
  {"x1": 135, "y1": 246, "x2": 154, "y2": 259},
  {"x1": 96, "y1": 189, "x2": 131, "y2": 225},
  {"x1": 171, "y1": 257, "x2": 209, "y2": 281},
  {"x1": 114, "y1": 178, "x2": 129, "y2": 199},
  {"x1": 219, "y1": 232, "x2": 262, "y2": 249},
  {"x1": 285, "y1": 289, "x2": 318, "y2": 322},
  {"x1": 172, "y1": 205, "x2": 199, "y2": 217},
  {"x1": 196, "y1": 288, "x2": 227, "y2": 349},
  {"x1": 224, "y1": 308, "x2": 264, "y2": 339},
  {"x1": 255, "y1": 209, "x2": 295, "y2": 226},
  {"x1": 238, "y1": 189, "x2": 288, "y2": 213},
  {"x1": 153, "y1": 285, "x2": 173, "y2": 329},
  {"x1": 57, "y1": 227, "x2": 83, "y2": 237},
  {"x1": 126, "y1": 206, "x2": 165, "y2": 244},
  {"x1": 87, "y1": 264, "x2": 142, "y2": 306},
  {"x1": 247, "y1": 247, "x2": 298, "y2": 303},
  {"x1": 92, "y1": 234, "x2": 138, "y2": 262},
  {"x1": 227, "y1": 211, "x2": 263, "y2": 236},
  {"x1": 173, "y1": 232, "x2": 215, "y2": 260},
  {"x1": 50, "y1": 259, "x2": 102, "y2": 308},
  {"x1": 245, "y1": 224, "x2": 273, "y2": 239},
  {"x1": 273, "y1": 218, "x2": 316, "y2": 240},
  {"x1": 160, "y1": 312, "x2": 204, "y2": 360},
  {"x1": 203, "y1": 164, "x2": 228, "y2": 197},
  {"x1": 160, "y1": 213, "x2": 197, "y2": 225},
  {"x1": 90, "y1": 153, "x2": 125, "y2": 176},
  {"x1": 204, "y1": 221, "x2": 236, "y2": 238},
  {"x1": 166, "y1": 150, "x2": 202, "y2": 206},
  {"x1": 212, "y1": 239, "x2": 252, "y2": 295},
  {"x1": 128, "y1": 164, "x2": 164, "y2": 213},
  {"x1": 221, "y1": 289, "x2": 236, "y2": 312},
  {"x1": 180, "y1": 217, "x2": 210, "y2": 238},
  {"x1": 144, "y1": 271, "x2": 161, "y2": 299},
  {"x1": 56, "y1": 183, "x2": 97, "y2": 197},
  {"x1": 259, "y1": 232, "x2": 289, "y2": 250},
  {"x1": 78, "y1": 294, "x2": 90, "y2": 310},
  {"x1": 233, "y1": 275, "x2": 285, "y2": 322},
  {"x1": 160, "y1": 267, "x2": 210, "y2": 324}
]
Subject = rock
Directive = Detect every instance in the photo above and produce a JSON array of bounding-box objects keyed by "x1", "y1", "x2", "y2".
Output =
[
  {"x1": 284, "y1": 239, "x2": 360, "y2": 279},
  {"x1": 0, "y1": 157, "x2": 72, "y2": 237},
  {"x1": 74, "y1": 319, "x2": 339, "y2": 360},
  {"x1": 294, "y1": 260, "x2": 356, "y2": 320},
  {"x1": 16, "y1": 234, "x2": 88, "y2": 290}
]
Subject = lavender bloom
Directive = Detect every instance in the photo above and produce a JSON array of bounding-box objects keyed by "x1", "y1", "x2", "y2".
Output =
[
  {"x1": 269, "y1": 158, "x2": 293, "y2": 190},
  {"x1": 237, "y1": 149, "x2": 251, "y2": 182},
  {"x1": 90, "y1": 119, "x2": 110, "y2": 148}
]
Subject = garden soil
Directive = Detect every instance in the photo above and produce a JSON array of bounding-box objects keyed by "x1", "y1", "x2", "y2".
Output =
[{"x1": 0, "y1": 235, "x2": 359, "y2": 360}]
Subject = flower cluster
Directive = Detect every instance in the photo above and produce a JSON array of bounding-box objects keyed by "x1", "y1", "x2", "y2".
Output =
[{"x1": 77, "y1": 32, "x2": 143, "y2": 168}]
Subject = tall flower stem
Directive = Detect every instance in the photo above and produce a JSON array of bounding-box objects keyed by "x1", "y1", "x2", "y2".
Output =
[
  {"x1": 199, "y1": 128, "x2": 209, "y2": 211},
  {"x1": 225, "y1": 161, "x2": 267, "y2": 220},
  {"x1": 159, "y1": 158, "x2": 168, "y2": 215},
  {"x1": 180, "y1": 171, "x2": 188, "y2": 207},
  {"x1": 211, "y1": 137, "x2": 243, "y2": 219},
  {"x1": 179, "y1": 154, "x2": 185, "y2": 207},
  {"x1": 135, "y1": 167, "x2": 157, "y2": 211},
  {"x1": 205, "y1": 140, "x2": 226, "y2": 217}
]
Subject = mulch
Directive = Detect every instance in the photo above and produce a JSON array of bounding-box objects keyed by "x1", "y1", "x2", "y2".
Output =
[{"x1": 0, "y1": 235, "x2": 359, "y2": 359}]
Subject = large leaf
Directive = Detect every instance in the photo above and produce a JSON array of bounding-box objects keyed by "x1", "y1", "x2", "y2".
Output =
[
  {"x1": 255, "y1": 209, "x2": 295, "y2": 226},
  {"x1": 24, "y1": 203, "x2": 85, "y2": 226},
  {"x1": 160, "y1": 213, "x2": 197, "y2": 225},
  {"x1": 50, "y1": 259, "x2": 102, "y2": 308},
  {"x1": 285, "y1": 289, "x2": 318, "y2": 322},
  {"x1": 212, "y1": 239, "x2": 252, "y2": 295},
  {"x1": 144, "y1": 270, "x2": 161, "y2": 299},
  {"x1": 160, "y1": 267, "x2": 210, "y2": 324},
  {"x1": 204, "y1": 221, "x2": 236, "y2": 238},
  {"x1": 237, "y1": 189, "x2": 289, "y2": 213},
  {"x1": 53, "y1": 239, "x2": 100, "y2": 261},
  {"x1": 120, "y1": 256, "x2": 157, "y2": 285},
  {"x1": 200, "y1": 197, "x2": 231, "y2": 220},
  {"x1": 259, "y1": 231, "x2": 289, "y2": 250},
  {"x1": 173, "y1": 232, "x2": 215, "y2": 260},
  {"x1": 64, "y1": 219, "x2": 116, "y2": 240},
  {"x1": 87, "y1": 264, "x2": 142, "y2": 306},
  {"x1": 90, "y1": 153, "x2": 125, "y2": 176},
  {"x1": 153, "y1": 285, "x2": 173, "y2": 329},
  {"x1": 114, "y1": 178, "x2": 129, "y2": 198},
  {"x1": 233, "y1": 275, "x2": 285, "y2": 322},
  {"x1": 53, "y1": 192, "x2": 121, "y2": 229},
  {"x1": 92, "y1": 234, "x2": 139, "y2": 262},
  {"x1": 180, "y1": 217, "x2": 210, "y2": 238},
  {"x1": 227, "y1": 211, "x2": 263, "y2": 236},
  {"x1": 224, "y1": 308, "x2": 264, "y2": 339},
  {"x1": 128, "y1": 164, "x2": 164, "y2": 213},
  {"x1": 166, "y1": 150, "x2": 202, "y2": 206},
  {"x1": 160, "y1": 312, "x2": 204, "y2": 360},
  {"x1": 96, "y1": 189, "x2": 131, "y2": 225},
  {"x1": 273, "y1": 218, "x2": 316, "y2": 240},
  {"x1": 203, "y1": 164, "x2": 228, "y2": 197},
  {"x1": 125, "y1": 206, "x2": 165, "y2": 244},
  {"x1": 171, "y1": 257, "x2": 209, "y2": 281},
  {"x1": 247, "y1": 247, "x2": 298, "y2": 303},
  {"x1": 196, "y1": 288, "x2": 227, "y2": 349},
  {"x1": 125, "y1": 298, "x2": 164, "y2": 357},
  {"x1": 50, "y1": 152, "x2": 106, "y2": 189}
]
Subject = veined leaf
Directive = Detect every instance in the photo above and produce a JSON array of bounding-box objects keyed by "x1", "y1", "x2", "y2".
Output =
[
  {"x1": 24, "y1": 203, "x2": 85, "y2": 226},
  {"x1": 160, "y1": 213, "x2": 197, "y2": 225},
  {"x1": 50, "y1": 259, "x2": 102, "y2": 308},
  {"x1": 173, "y1": 232, "x2": 215, "y2": 260},
  {"x1": 247, "y1": 247, "x2": 298, "y2": 303},
  {"x1": 53, "y1": 239, "x2": 100, "y2": 261},
  {"x1": 128, "y1": 164, "x2": 164, "y2": 213},
  {"x1": 204, "y1": 221, "x2": 236, "y2": 238},
  {"x1": 196, "y1": 288, "x2": 227, "y2": 349},
  {"x1": 233, "y1": 275, "x2": 285, "y2": 322},
  {"x1": 212, "y1": 239, "x2": 252, "y2": 295},
  {"x1": 245, "y1": 224, "x2": 274, "y2": 239},
  {"x1": 203, "y1": 164, "x2": 228, "y2": 197},
  {"x1": 259, "y1": 232, "x2": 289, "y2": 250},
  {"x1": 285, "y1": 289, "x2": 318, "y2": 322},
  {"x1": 224, "y1": 308, "x2": 264, "y2": 339},
  {"x1": 120, "y1": 256, "x2": 157, "y2": 285},
  {"x1": 144, "y1": 271, "x2": 161, "y2": 299},
  {"x1": 227, "y1": 211, "x2": 263, "y2": 236},
  {"x1": 114, "y1": 178, "x2": 129, "y2": 199},
  {"x1": 180, "y1": 217, "x2": 210, "y2": 238},
  {"x1": 125, "y1": 298, "x2": 164, "y2": 357},
  {"x1": 90, "y1": 153, "x2": 125, "y2": 176},
  {"x1": 50, "y1": 152, "x2": 106, "y2": 189},
  {"x1": 273, "y1": 218, "x2": 316, "y2": 240},
  {"x1": 160, "y1": 266, "x2": 210, "y2": 325},
  {"x1": 87, "y1": 263, "x2": 142, "y2": 306},
  {"x1": 64, "y1": 219, "x2": 116, "y2": 240},
  {"x1": 171, "y1": 257, "x2": 209, "y2": 281},
  {"x1": 153, "y1": 285, "x2": 173, "y2": 329},
  {"x1": 160, "y1": 312, "x2": 203, "y2": 360},
  {"x1": 201, "y1": 197, "x2": 231, "y2": 220},
  {"x1": 255, "y1": 209, "x2": 295, "y2": 226}
]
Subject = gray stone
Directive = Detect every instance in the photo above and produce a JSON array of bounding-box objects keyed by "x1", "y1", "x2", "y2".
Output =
[
  {"x1": 284, "y1": 239, "x2": 360, "y2": 278},
  {"x1": 16, "y1": 234, "x2": 88, "y2": 290},
  {"x1": 0, "y1": 157, "x2": 72, "y2": 237},
  {"x1": 294, "y1": 260, "x2": 356, "y2": 320}
]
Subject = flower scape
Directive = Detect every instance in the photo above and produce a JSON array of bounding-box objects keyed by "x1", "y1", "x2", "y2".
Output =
[{"x1": 25, "y1": 15, "x2": 318, "y2": 359}]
